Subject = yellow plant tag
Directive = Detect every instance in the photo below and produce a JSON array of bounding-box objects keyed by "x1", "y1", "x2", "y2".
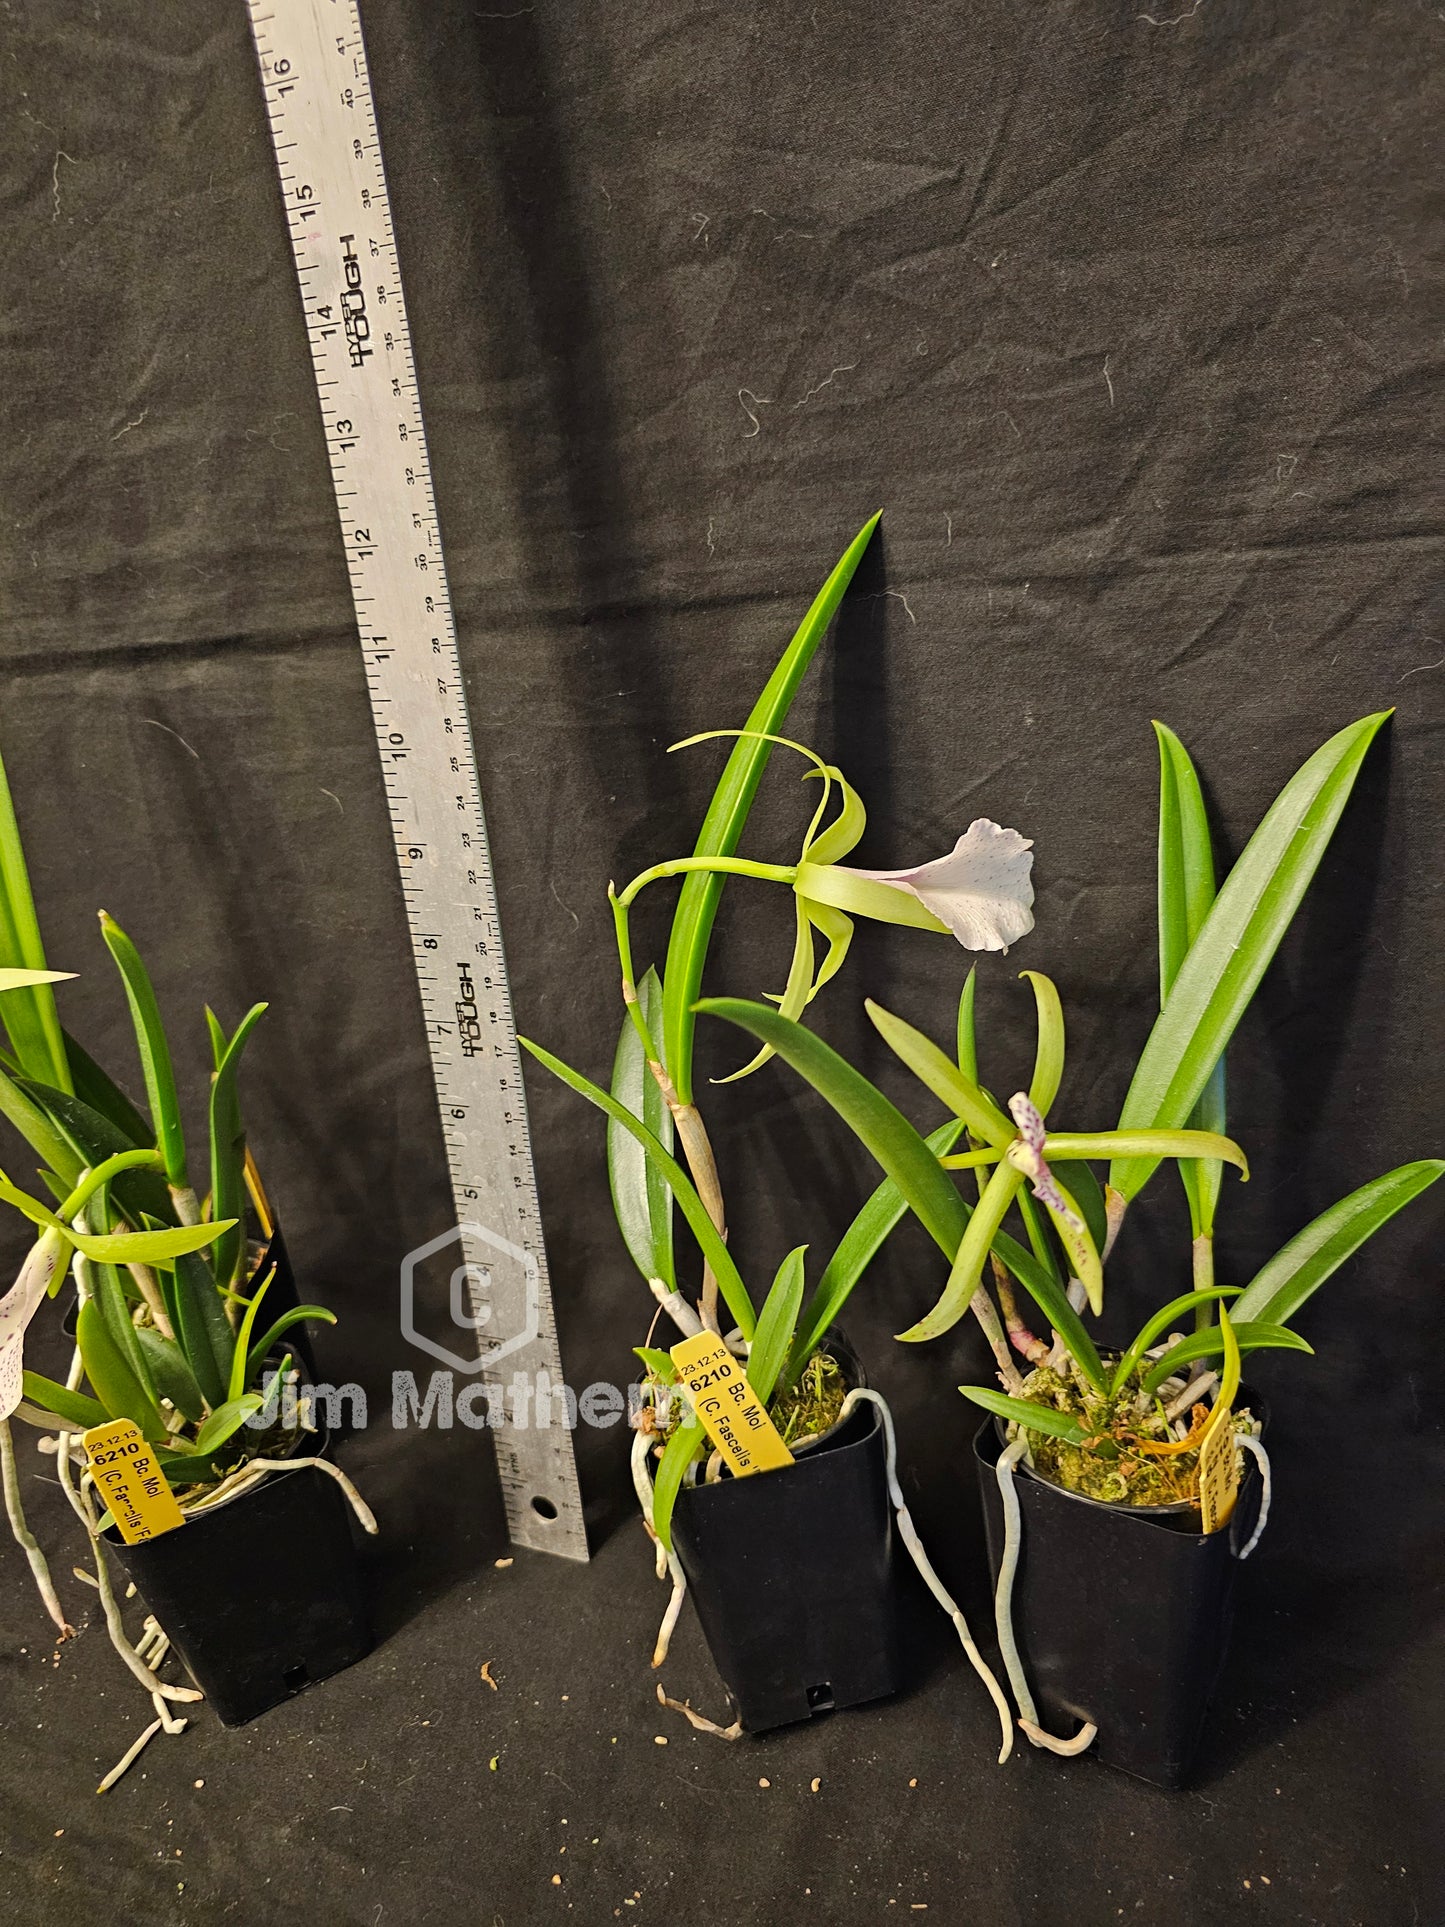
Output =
[
  {"x1": 668, "y1": 1331, "x2": 795, "y2": 1478},
  {"x1": 1197, "y1": 1408, "x2": 1239, "y2": 1534},
  {"x1": 82, "y1": 1418, "x2": 186, "y2": 1545}
]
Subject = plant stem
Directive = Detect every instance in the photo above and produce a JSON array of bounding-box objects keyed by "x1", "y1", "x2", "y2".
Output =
[
  {"x1": 970, "y1": 1284, "x2": 1027, "y2": 1394},
  {"x1": 1192, "y1": 1234, "x2": 1215, "y2": 1328},
  {"x1": 616, "y1": 855, "x2": 797, "y2": 910},
  {"x1": 0, "y1": 1418, "x2": 73, "y2": 1636},
  {"x1": 1102, "y1": 1185, "x2": 1128, "y2": 1261},
  {"x1": 127, "y1": 1263, "x2": 173, "y2": 1338}
]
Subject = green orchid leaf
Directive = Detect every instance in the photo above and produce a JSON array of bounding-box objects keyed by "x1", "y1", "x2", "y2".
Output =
[
  {"x1": 1112, "y1": 712, "x2": 1391, "y2": 1200},
  {"x1": 205, "y1": 1006, "x2": 227, "y2": 1073},
  {"x1": 134, "y1": 1327, "x2": 207, "y2": 1424},
  {"x1": 1015, "y1": 1186, "x2": 1062, "y2": 1290},
  {"x1": 1110, "y1": 1287, "x2": 1242, "y2": 1396},
  {"x1": 864, "y1": 999, "x2": 1014, "y2": 1148},
  {"x1": 1232, "y1": 1160, "x2": 1445, "y2": 1328},
  {"x1": 228, "y1": 1264, "x2": 276, "y2": 1404},
  {"x1": 246, "y1": 1305, "x2": 337, "y2": 1383},
  {"x1": 651, "y1": 1414, "x2": 707, "y2": 1554},
  {"x1": 194, "y1": 1393, "x2": 266, "y2": 1457},
  {"x1": 14, "y1": 1077, "x2": 171, "y2": 1221},
  {"x1": 208, "y1": 1002, "x2": 269, "y2": 1291},
  {"x1": 521, "y1": 1035, "x2": 756, "y2": 1338},
  {"x1": 1141, "y1": 1321, "x2": 1313, "y2": 1397},
  {"x1": 19, "y1": 1371, "x2": 108, "y2": 1431},
  {"x1": 633, "y1": 1346, "x2": 677, "y2": 1384},
  {"x1": 0, "y1": 1175, "x2": 65, "y2": 1235},
  {"x1": 786, "y1": 1119, "x2": 965, "y2": 1381},
  {"x1": 1044, "y1": 1130, "x2": 1249, "y2": 1178},
  {"x1": 75, "y1": 1297, "x2": 168, "y2": 1440},
  {"x1": 0, "y1": 744, "x2": 71, "y2": 1092},
  {"x1": 956, "y1": 967, "x2": 979, "y2": 1081},
  {"x1": 165, "y1": 1249, "x2": 234, "y2": 1409},
  {"x1": 959, "y1": 1386, "x2": 1088, "y2": 1444},
  {"x1": 661, "y1": 513, "x2": 881, "y2": 1103},
  {"x1": 0, "y1": 1063, "x2": 83, "y2": 1184},
  {"x1": 58, "y1": 1147, "x2": 164, "y2": 1225},
  {"x1": 697, "y1": 997, "x2": 1086, "y2": 1368},
  {"x1": 898, "y1": 1159, "x2": 1023, "y2": 1343},
  {"x1": 607, "y1": 966, "x2": 676, "y2": 1289},
  {"x1": 1021, "y1": 972, "x2": 1065, "y2": 1115},
  {"x1": 1156, "y1": 722, "x2": 1227, "y2": 1237},
  {"x1": 70, "y1": 1219, "x2": 235, "y2": 1265},
  {"x1": 748, "y1": 1246, "x2": 807, "y2": 1406},
  {"x1": 98, "y1": 912, "x2": 189, "y2": 1192},
  {"x1": 92, "y1": 1257, "x2": 157, "y2": 1404},
  {"x1": 62, "y1": 1031, "x2": 152, "y2": 1148}
]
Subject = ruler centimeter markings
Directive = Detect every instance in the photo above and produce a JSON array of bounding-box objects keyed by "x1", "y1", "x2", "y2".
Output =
[{"x1": 246, "y1": 0, "x2": 587, "y2": 1559}]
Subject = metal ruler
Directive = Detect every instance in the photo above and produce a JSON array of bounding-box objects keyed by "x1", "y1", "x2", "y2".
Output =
[{"x1": 246, "y1": 0, "x2": 587, "y2": 1559}]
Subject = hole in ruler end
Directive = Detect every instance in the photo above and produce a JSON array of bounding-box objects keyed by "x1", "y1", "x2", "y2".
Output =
[{"x1": 530, "y1": 1495, "x2": 560, "y2": 1522}]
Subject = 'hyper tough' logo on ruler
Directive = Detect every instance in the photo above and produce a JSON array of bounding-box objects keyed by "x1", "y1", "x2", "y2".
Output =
[{"x1": 339, "y1": 234, "x2": 373, "y2": 366}]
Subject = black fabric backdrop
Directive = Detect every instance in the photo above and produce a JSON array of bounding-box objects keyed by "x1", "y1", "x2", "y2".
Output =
[{"x1": 2, "y1": 3, "x2": 1442, "y2": 1922}]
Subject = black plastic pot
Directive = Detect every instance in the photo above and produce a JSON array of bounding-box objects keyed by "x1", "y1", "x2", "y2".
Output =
[
  {"x1": 665, "y1": 1358, "x2": 902, "y2": 1734},
  {"x1": 974, "y1": 1392, "x2": 1268, "y2": 1787},
  {"x1": 106, "y1": 1424, "x2": 372, "y2": 1726}
]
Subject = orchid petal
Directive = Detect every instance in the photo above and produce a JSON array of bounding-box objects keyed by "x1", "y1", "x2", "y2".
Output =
[
  {"x1": 803, "y1": 768, "x2": 867, "y2": 866},
  {"x1": 838, "y1": 819, "x2": 1034, "y2": 952}
]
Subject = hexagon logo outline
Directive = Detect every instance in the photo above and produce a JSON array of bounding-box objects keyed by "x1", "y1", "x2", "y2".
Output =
[{"x1": 399, "y1": 1221, "x2": 540, "y2": 1375}]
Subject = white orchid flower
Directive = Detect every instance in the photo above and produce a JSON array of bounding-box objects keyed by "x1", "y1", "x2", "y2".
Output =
[
  {"x1": 798, "y1": 819, "x2": 1035, "y2": 954},
  {"x1": 610, "y1": 732, "x2": 1036, "y2": 1084}
]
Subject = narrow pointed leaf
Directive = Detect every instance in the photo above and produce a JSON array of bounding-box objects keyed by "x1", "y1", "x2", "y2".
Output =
[
  {"x1": 522, "y1": 1035, "x2": 756, "y2": 1338},
  {"x1": 661, "y1": 513, "x2": 881, "y2": 1102},
  {"x1": 98, "y1": 912, "x2": 188, "y2": 1190},
  {"x1": 63, "y1": 1031, "x2": 152, "y2": 1148},
  {"x1": 959, "y1": 1386, "x2": 1088, "y2": 1444},
  {"x1": 787, "y1": 1119, "x2": 965, "y2": 1379},
  {"x1": 1113, "y1": 713, "x2": 1391, "y2": 1199},
  {"x1": 1232, "y1": 1160, "x2": 1445, "y2": 1328},
  {"x1": 0, "y1": 744, "x2": 70, "y2": 1091},
  {"x1": 865, "y1": 999, "x2": 1014, "y2": 1147},
  {"x1": 194, "y1": 1393, "x2": 265, "y2": 1456},
  {"x1": 14, "y1": 1077, "x2": 170, "y2": 1221},
  {"x1": 167, "y1": 1248, "x2": 233, "y2": 1409},
  {"x1": 1062, "y1": 1156, "x2": 1108, "y2": 1256},
  {"x1": 1156, "y1": 723, "x2": 1227, "y2": 1236},
  {"x1": 1045, "y1": 1130, "x2": 1248, "y2": 1177},
  {"x1": 697, "y1": 997, "x2": 1089, "y2": 1369},
  {"x1": 1110, "y1": 1287, "x2": 1241, "y2": 1396},
  {"x1": 1021, "y1": 972, "x2": 1065, "y2": 1114},
  {"x1": 0, "y1": 1063, "x2": 82, "y2": 1183},
  {"x1": 748, "y1": 1246, "x2": 807, "y2": 1405},
  {"x1": 246, "y1": 1305, "x2": 337, "y2": 1381},
  {"x1": 208, "y1": 1002, "x2": 269, "y2": 1290},
  {"x1": 898, "y1": 1159, "x2": 1023, "y2": 1343},
  {"x1": 70, "y1": 1220, "x2": 235, "y2": 1265},
  {"x1": 228, "y1": 1264, "x2": 276, "y2": 1404},
  {"x1": 956, "y1": 967, "x2": 979, "y2": 1081},
  {"x1": 651, "y1": 1414, "x2": 707, "y2": 1553},
  {"x1": 135, "y1": 1327, "x2": 206, "y2": 1423},
  {"x1": 75, "y1": 1297, "x2": 168, "y2": 1439},
  {"x1": 633, "y1": 1346, "x2": 677, "y2": 1384},
  {"x1": 19, "y1": 1372, "x2": 109, "y2": 1431},
  {"x1": 1141, "y1": 1322, "x2": 1313, "y2": 1397}
]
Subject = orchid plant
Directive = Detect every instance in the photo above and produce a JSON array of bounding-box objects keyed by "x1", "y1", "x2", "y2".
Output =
[
  {"x1": 701, "y1": 711, "x2": 1441, "y2": 1511},
  {"x1": 519, "y1": 515, "x2": 1036, "y2": 1601},
  {"x1": 0, "y1": 743, "x2": 361, "y2": 1784}
]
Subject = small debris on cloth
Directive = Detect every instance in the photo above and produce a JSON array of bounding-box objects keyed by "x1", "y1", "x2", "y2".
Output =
[
  {"x1": 495, "y1": 1557, "x2": 514, "y2": 1569},
  {"x1": 479, "y1": 1660, "x2": 499, "y2": 1691}
]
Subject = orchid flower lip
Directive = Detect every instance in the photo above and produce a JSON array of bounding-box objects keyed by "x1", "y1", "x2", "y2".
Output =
[{"x1": 836, "y1": 818, "x2": 1035, "y2": 952}]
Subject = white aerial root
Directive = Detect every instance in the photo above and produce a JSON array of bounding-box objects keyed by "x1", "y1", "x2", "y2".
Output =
[
  {"x1": 1, "y1": 1418, "x2": 74, "y2": 1636},
  {"x1": 838, "y1": 1389, "x2": 1016, "y2": 1765},
  {"x1": 651, "y1": 1555, "x2": 687, "y2": 1668},
  {"x1": 96, "y1": 1717, "x2": 164, "y2": 1793},
  {"x1": 655, "y1": 1680, "x2": 741, "y2": 1740},
  {"x1": 648, "y1": 1278, "x2": 702, "y2": 1338},
  {"x1": 1234, "y1": 1434, "x2": 1272, "y2": 1560},
  {"x1": 1166, "y1": 1370, "x2": 1218, "y2": 1421},
  {"x1": 180, "y1": 1455, "x2": 378, "y2": 1533},
  {"x1": 994, "y1": 1438, "x2": 1097, "y2": 1758}
]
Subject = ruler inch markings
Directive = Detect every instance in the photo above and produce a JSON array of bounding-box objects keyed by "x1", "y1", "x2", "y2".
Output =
[{"x1": 246, "y1": 0, "x2": 586, "y2": 1561}]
